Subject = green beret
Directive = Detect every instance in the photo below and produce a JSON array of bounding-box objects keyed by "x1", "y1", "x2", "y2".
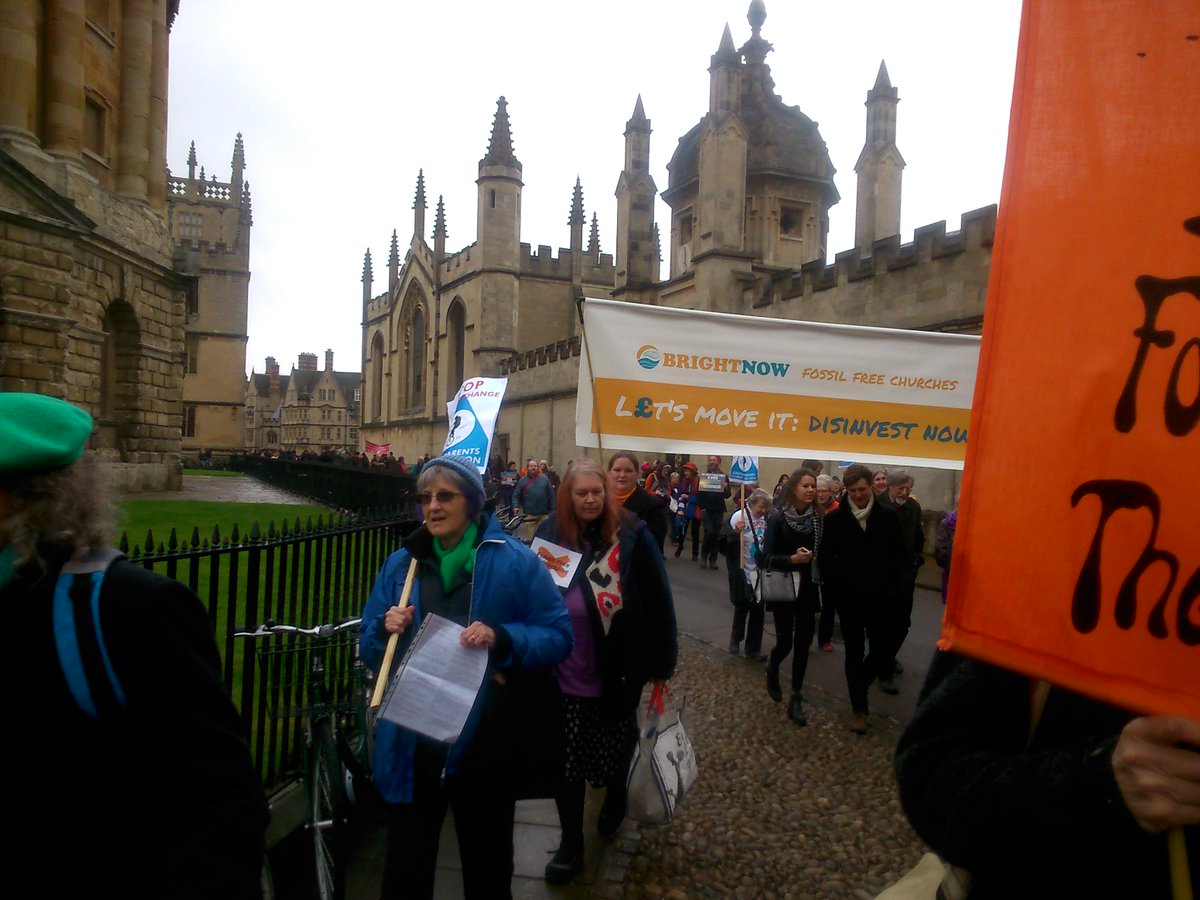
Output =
[{"x1": 0, "y1": 393, "x2": 93, "y2": 474}]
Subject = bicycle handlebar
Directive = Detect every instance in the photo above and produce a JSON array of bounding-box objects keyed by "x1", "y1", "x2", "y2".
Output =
[{"x1": 234, "y1": 616, "x2": 362, "y2": 640}]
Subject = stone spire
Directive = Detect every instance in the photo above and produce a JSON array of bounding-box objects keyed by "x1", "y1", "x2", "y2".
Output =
[
  {"x1": 709, "y1": 24, "x2": 742, "y2": 114},
  {"x1": 855, "y1": 59, "x2": 905, "y2": 251},
  {"x1": 187, "y1": 140, "x2": 197, "y2": 179},
  {"x1": 388, "y1": 229, "x2": 399, "y2": 291},
  {"x1": 569, "y1": 177, "x2": 585, "y2": 251},
  {"x1": 711, "y1": 24, "x2": 739, "y2": 68},
  {"x1": 588, "y1": 212, "x2": 601, "y2": 258},
  {"x1": 653, "y1": 223, "x2": 662, "y2": 269},
  {"x1": 433, "y1": 195, "x2": 447, "y2": 259},
  {"x1": 480, "y1": 96, "x2": 521, "y2": 170},
  {"x1": 240, "y1": 180, "x2": 253, "y2": 225},
  {"x1": 627, "y1": 94, "x2": 650, "y2": 135},
  {"x1": 231, "y1": 132, "x2": 245, "y2": 192},
  {"x1": 361, "y1": 249, "x2": 373, "y2": 303},
  {"x1": 413, "y1": 169, "x2": 427, "y2": 241}
]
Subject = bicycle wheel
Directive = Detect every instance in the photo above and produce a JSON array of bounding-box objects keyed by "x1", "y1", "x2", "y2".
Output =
[{"x1": 310, "y1": 717, "x2": 348, "y2": 900}]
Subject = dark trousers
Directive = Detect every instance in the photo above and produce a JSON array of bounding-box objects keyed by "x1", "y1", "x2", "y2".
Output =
[
  {"x1": 382, "y1": 739, "x2": 516, "y2": 899},
  {"x1": 816, "y1": 585, "x2": 837, "y2": 646},
  {"x1": 767, "y1": 580, "x2": 818, "y2": 694},
  {"x1": 700, "y1": 509, "x2": 723, "y2": 563},
  {"x1": 836, "y1": 590, "x2": 894, "y2": 714},
  {"x1": 884, "y1": 577, "x2": 916, "y2": 669},
  {"x1": 727, "y1": 565, "x2": 763, "y2": 652},
  {"x1": 675, "y1": 517, "x2": 701, "y2": 558}
]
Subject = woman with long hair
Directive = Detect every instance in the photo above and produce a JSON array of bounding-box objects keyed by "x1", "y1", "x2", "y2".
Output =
[
  {"x1": 535, "y1": 458, "x2": 678, "y2": 883},
  {"x1": 761, "y1": 467, "x2": 822, "y2": 726}
]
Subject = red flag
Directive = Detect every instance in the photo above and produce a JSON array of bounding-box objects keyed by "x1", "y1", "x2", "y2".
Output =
[{"x1": 364, "y1": 440, "x2": 390, "y2": 455}]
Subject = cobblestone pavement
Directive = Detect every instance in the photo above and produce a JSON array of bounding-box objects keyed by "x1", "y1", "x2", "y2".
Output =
[{"x1": 620, "y1": 637, "x2": 925, "y2": 899}]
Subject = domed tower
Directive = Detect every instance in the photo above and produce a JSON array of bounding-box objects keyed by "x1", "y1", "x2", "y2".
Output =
[{"x1": 663, "y1": 2, "x2": 839, "y2": 284}]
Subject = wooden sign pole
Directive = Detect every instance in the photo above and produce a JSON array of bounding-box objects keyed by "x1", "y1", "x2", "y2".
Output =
[{"x1": 369, "y1": 557, "x2": 420, "y2": 709}]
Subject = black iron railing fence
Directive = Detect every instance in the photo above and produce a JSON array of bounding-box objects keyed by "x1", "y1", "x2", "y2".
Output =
[
  {"x1": 230, "y1": 455, "x2": 418, "y2": 513},
  {"x1": 119, "y1": 509, "x2": 418, "y2": 790}
]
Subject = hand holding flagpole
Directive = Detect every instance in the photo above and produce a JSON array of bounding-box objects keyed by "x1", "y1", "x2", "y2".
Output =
[{"x1": 370, "y1": 558, "x2": 419, "y2": 709}]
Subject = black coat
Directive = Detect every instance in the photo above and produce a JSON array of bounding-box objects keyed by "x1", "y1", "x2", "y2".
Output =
[
  {"x1": 622, "y1": 485, "x2": 672, "y2": 552},
  {"x1": 16, "y1": 556, "x2": 268, "y2": 898},
  {"x1": 895, "y1": 652, "x2": 1195, "y2": 899},
  {"x1": 892, "y1": 497, "x2": 925, "y2": 580},
  {"x1": 818, "y1": 497, "x2": 905, "y2": 603},
  {"x1": 760, "y1": 506, "x2": 822, "y2": 610}
]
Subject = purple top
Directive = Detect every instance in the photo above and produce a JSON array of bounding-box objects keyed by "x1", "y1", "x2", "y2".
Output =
[{"x1": 555, "y1": 582, "x2": 602, "y2": 698}]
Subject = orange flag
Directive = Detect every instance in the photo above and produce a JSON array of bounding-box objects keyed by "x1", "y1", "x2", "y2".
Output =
[{"x1": 941, "y1": 1, "x2": 1200, "y2": 717}]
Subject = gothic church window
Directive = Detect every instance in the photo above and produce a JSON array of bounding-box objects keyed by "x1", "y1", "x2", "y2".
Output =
[
  {"x1": 447, "y1": 300, "x2": 466, "y2": 392},
  {"x1": 409, "y1": 307, "x2": 426, "y2": 409},
  {"x1": 370, "y1": 332, "x2": 385, "y2": 421}
]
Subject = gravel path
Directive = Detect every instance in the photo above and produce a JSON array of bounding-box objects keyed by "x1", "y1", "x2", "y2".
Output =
[{"x1": 621, "y1": 637, "x2": 926, "y2": 899}]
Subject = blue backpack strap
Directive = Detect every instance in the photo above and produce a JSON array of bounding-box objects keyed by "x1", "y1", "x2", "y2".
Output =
[{"x1": 53, "y1": 550, "x2": 127, "y2": 720}]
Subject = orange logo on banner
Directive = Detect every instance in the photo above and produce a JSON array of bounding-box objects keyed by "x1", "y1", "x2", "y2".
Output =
[{"x1": 941, "y1": 2, "x2": 1199, "y2": 717}]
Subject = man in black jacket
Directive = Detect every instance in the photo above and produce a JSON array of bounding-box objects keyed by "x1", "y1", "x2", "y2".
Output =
[
  {"x1": 880, "y1": 469, "x2": 924, "y2": 694},
  {"x1": 696, "y1": 455, "x2": 732, "y2": 569},
  {"x1": 819, "y1": 463, "x2": 906, "y2": 733}
]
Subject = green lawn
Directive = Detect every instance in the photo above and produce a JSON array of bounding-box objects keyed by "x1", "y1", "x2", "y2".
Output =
[
  {"x1": 118, "y1": 499, "x2": 329, "y2": 553},
  {"x1": 181, "y1": 468, "x2": 243, "y2": 477}
]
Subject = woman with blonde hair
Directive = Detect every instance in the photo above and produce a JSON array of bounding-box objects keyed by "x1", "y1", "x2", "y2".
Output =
[{"x1": 535, "y1": 457, "x2": 678, "y2": 883}]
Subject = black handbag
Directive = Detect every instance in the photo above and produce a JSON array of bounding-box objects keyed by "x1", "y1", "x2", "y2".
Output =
[{"x1": 751, "y1": 512, "x2": 798, "y2": 605}]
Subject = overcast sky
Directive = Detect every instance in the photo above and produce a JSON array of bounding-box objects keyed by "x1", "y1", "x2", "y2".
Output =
[{"x1": 166, "y1": 1, "x2": 1023, "y2": 378}]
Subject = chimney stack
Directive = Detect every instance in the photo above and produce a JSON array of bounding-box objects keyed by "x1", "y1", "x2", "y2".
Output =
[
  {"x1": 298, "y1": 352, "x2": 318, "y2": 371},
  {"x1": 267, "y1": 356, "x2": 280, "y2": 391},
  {"x1": 325, "y1": 349, "x2": 334, "y2": 372}
]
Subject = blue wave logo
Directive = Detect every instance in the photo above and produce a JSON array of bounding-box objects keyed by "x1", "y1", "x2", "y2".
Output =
[{"x1": 636, "y1": 345, "x2": 661, "y2": 370}]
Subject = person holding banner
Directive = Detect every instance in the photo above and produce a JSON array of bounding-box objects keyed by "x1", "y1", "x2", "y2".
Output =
[
  {"x1": 819, "y1": 463, "x2": 906, "y2": 734},
  {"x1": 761, "y1": 468, "x2": 822, "y2": 727},
  {"x1": 698, "y1": 455, "x2": 732, "y2": 570},
  {"x1": 727, "y1": 488, "x2": 771, "y2": 661},
  {"x1": 895, "y1": 651, "x2": 1200, "y2": 898},
  {"x1": 534, "y1": 458, "x2": 678, "y2": 884},
  {"x1": 360, "y1": 455, "x2": 572, "y2": 899}
]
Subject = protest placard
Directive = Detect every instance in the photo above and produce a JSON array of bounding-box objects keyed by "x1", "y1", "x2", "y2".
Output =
[{"x1": 941, "y1": 1, "x2": 1199, "y2": 718}]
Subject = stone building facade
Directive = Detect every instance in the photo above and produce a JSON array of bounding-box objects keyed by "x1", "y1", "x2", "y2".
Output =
[
  {"x1": 0, "y1": 0, "x2": 189, "y2": 491},
  {"x1": 362, "y1": 3, "x2": 993, "y2": 511},
  {"x1": 246, "y1": 351, "x2": 359, "y2": 455},
  {"x1": 168, "y1": 135, "x2": 252, "y2": 455}
]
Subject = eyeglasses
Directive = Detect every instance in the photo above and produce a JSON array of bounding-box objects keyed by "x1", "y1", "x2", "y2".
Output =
[{"x1": 416, "y1": 490, "x2": 463, "y2": 506}]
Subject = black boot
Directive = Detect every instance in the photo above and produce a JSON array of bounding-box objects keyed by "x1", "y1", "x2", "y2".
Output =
[
  {"x1": 544, "y1": 842, "x2": 584, "y2": 884},
  {"x1": 788, "y1": 695, "x2": 807, "y2": 726},
  {"x1": 765, "y1": 666, "x2": 782, "y2": 702}
]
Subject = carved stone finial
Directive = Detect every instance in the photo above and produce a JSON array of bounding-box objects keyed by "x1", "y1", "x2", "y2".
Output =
[
  {"x1": 748, "y1": 0, "x2": 766, "y2": 34},
  {"x1": 362, "y1": 249, "x2": 373, "y2": 283},
  {"x1": 481, "y1": 97, "x2": 521, "y2": 170},
  {"x1": 569, "y1": 177, "x2": 585, "y2": 227},
  {"x1": 414, "y1": 168, "x2": 426, "y2": 208},
  {"x1": 588, "y1": 213, "x2": 601, "y2": 256},
  {"x1": 434, "y1": 195, "x2": 447, "y2": 241}
]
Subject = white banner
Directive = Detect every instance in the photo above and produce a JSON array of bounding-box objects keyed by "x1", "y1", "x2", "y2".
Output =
[
  {"x1": 576, "y1": 298, "x2": 980, "y2": 470},
  {"x1": 443, "y1": 377, "x2": 508, "y2": 473}
]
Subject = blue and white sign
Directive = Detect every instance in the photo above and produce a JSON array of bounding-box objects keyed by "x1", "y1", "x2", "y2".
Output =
[
  {"x1": 443, "y1": 377, "x2": 508, "y2": 473},
  {"x1": 729, "y1": 455, "x2": 759, "y2": 485}
]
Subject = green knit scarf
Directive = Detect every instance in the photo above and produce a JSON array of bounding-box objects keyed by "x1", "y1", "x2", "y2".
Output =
[{"x1": 431, "y1": 520, "x2": 479, "y2": 593}]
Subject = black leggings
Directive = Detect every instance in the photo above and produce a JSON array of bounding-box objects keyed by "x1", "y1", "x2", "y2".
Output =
[{"x1": 767, "y1": 579, "x2": 819, "y2": 694}]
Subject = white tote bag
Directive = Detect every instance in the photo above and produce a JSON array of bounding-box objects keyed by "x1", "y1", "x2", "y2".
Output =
[{"x1": 626, "y1": 683, "x2": 698, "y2": 825}]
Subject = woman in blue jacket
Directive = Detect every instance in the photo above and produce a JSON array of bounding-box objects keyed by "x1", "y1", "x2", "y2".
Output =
[
  {"x1": 534, "y1": 457, "x2": 678, "y2": 884},
  {"x1": 360, "y1": 455, "x2": 572, "y2": 899}
]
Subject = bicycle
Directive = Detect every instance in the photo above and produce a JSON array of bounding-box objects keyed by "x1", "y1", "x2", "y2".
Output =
[{"x1": 235, "y1": 617, "x2": 372, "y2": 900}]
